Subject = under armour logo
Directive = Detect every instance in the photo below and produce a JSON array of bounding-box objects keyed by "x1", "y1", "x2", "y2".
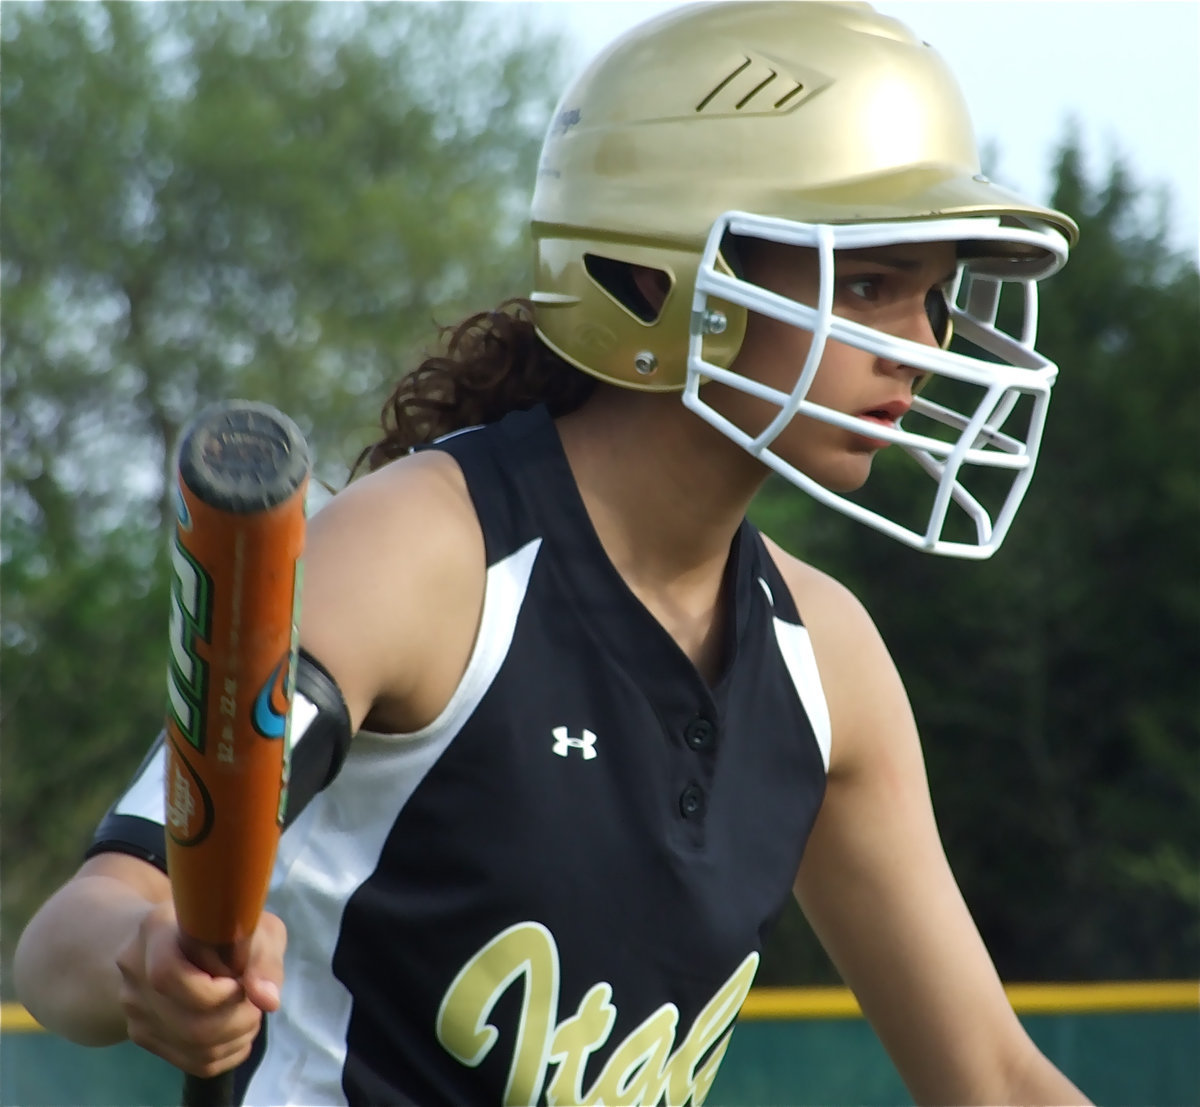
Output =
[{"x1": 551, "y1": 726, "x2": 597, "y2": 760}]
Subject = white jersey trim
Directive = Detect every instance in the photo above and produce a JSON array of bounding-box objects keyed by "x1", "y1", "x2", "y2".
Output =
[
  {"x1": 770, "y1": 617, "x2": 832, "y2": 773},
  {"x1": 245, "y1": 537, "x2": 542, "y2": 1107},
  {"x1": 115, "y1": 746, "x2": 166, "y2": 823}
]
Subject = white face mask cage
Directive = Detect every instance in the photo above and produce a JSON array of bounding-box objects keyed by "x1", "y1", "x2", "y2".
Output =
[{"x1": 685, "y1": 211, "x2": 1070, "y2": 559}]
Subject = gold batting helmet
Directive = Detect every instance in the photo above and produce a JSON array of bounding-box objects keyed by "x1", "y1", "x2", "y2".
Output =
[{"x1": 530, "y1": 1, "x2": 1077, "y2": 556}]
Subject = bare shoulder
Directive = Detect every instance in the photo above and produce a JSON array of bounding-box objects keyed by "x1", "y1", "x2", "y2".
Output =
[
  {"x1": 767, "y1": 536, "x2": 1082, "y2": 1105},
  {"x1": 300, "y1": 448, "x2": 486, "y2": 735},
  {"x1": 759, "y1": 534, "x2": 888, "y2": 667},
  {"x1": 306, "y1": 448, "x2": 480, "y2": 566},
  {"x1": 759, "y1": 534, "x2": 914, "y2": 778}
]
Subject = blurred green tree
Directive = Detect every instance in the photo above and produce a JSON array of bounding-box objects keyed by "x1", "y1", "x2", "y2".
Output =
[
  {"x1": 1, "y1": 0, "x2": 567, "y2": 989},
  {"x1": 754, "y1": 139, "x2": 1200, "y2": 984}
]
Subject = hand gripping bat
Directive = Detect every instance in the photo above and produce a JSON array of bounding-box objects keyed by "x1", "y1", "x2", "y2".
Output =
[{"x1": 163, "y1": 401, "x2": 309, "y2": 1107}]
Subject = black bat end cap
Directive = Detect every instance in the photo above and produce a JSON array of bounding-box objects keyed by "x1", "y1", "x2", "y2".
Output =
[{"x1": 178, "y1": 400, "x2": 312, "y2": 514}]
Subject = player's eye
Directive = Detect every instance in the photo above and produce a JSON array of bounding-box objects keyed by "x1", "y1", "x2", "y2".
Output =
[{"x1": 841, "y1": 275, "x2": 883, "y2": 302}]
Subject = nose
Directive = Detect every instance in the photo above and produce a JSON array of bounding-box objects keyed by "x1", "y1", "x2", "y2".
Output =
[{"x1": 876, "y1": 301, "x2": 940, "y2": 385}]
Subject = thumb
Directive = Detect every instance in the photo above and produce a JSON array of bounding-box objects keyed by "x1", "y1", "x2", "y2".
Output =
[{"x1": 242, "y1": 911, "x2": 287, "y2": 1013}]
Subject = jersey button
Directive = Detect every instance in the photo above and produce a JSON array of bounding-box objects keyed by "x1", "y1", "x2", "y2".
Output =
[
  {"x1": 678, "y1": 785, "x2": 706, "y2": 819},
  {"x1": 683, "y1": 718, "x2": 715, "y2": 750}
]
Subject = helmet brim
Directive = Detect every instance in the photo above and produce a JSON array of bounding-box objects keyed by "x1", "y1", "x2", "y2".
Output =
[{"x1": 773, "y1": 166, "x2": 1077, "y2": 278}]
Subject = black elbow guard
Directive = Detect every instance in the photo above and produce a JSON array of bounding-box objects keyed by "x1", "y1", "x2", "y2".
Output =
[
  {"x1": 88, "y1": 649, "x2": 353, "y2": 865},
  {"x1": 285, "y1": 648, "x2": 354, "y2": 825}
]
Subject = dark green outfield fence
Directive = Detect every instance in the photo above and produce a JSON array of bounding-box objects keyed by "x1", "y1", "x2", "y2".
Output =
[{"x1": 3, "y1": 983, "x2": 1196, "y2": 1106}]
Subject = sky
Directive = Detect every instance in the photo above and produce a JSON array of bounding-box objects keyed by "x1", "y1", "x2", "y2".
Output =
[{"x1": 531, "y1": 1, "x2": 1200, "y2": 258}]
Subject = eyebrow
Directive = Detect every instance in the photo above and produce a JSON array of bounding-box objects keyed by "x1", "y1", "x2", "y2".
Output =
[
  {"x1": 839, "y1": 250, "x2": 957, "y2": 284},
  {"x1": 842, "y1": 249, "x2": 922, "y2": 269}
]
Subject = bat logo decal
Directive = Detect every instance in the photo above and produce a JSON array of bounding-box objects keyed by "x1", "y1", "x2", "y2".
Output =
[
  {"x1": 165, "y1": 739, "x2": 215, "y2": 847},
  {"x1": 252, "y1": 655, "x2": 291, "y2": 739},
  {"x1": 167, "y1": 538, "x2": 212, "y2": 753},
  {"x1": 174, "y1": 485, "x2": 193, "y2": 531}
]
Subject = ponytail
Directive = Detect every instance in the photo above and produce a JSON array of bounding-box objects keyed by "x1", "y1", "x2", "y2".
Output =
[{"x1": 353, "y1": 299, "x2": 595, "y2": 476}]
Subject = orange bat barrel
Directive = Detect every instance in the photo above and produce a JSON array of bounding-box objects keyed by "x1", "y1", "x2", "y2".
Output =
[{"x1": 164, "y1": 400, "x2": 310, "y2": 980}]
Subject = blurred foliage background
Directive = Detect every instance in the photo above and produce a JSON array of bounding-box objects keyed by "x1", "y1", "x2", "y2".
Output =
[{"x1": 2, "y1": 1, "x2": 1197, "y2": 996}]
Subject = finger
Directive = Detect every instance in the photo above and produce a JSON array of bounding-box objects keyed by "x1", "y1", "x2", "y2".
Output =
[
  {"x1": 117, "y1": 943, "x2": 243, "y2": 1016},
  {"x1": 130, "y1": 1015, "x2": 260, "y2": 1078},
  {"x1": 123, "y1": 903, "x2": 244, "y2": 1010},
  {"x1": 145, "y1": 938, "x2": 246, "y2": 1010},
  {"x1": 120, "y1": 973, "x2": 263, "y2": 1047},
  {"x1": 243, "y1": 974, "x2": 280, "y2": 1013},
  {"x1": 242, "y1": 912, "x2": 287, "y2": 1013}
]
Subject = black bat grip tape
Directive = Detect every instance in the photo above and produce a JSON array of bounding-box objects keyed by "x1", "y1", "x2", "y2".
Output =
[{"x1": 182, "y1": 1069, "x2": 236, "y2": 1107}]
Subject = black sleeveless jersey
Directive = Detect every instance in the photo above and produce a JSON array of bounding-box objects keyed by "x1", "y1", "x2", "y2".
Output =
[{"x1": 91, "y1": 405, "x2": 831, "y2": 1106}]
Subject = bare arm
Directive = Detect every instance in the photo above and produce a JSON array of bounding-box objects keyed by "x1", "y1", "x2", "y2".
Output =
[
  {"x1": 15, "y1": 450, "x2": 483, "y2": 1067},
  {"x1": 772, "y1": 546, "x2": 1089, "y2": 1106},
  {"x1": 15, "y1": 853, "x2": 173, "y2": 1045},
  {"x1": 16, "y1": 851, "x2": 286, "y2": 1073}
]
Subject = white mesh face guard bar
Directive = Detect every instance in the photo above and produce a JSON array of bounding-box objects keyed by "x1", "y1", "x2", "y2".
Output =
[{"x1": 684, "y1": 211, "x2": 1071, "y2": 559}]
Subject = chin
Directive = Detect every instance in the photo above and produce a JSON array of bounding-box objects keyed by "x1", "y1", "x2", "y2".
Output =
[
  {"x1": 823, "y1": 474, "x2": 871, "y2": 495},
  {"x1": 775, "y1": 427, "x2": 877, "y2": 495},
  {"x1": 803, "y1": 454, "x2": 875, "y2": 495}
]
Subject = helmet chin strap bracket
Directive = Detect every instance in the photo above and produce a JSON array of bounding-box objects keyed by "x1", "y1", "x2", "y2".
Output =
[{"x1": 633, "y1": 351, "x2": 659, "y2": 376}]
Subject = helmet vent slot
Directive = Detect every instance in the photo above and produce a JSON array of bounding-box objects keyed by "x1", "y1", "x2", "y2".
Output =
[
  {"x1": 772, "y1": 82, "x2": 806, "y2": 109},
  {"x1": 696, "y1": 57, "x2": 753, "y2": 111},
  {"x1": 697, "y1": 56, "x2": 807, "y2": 114},
  {"x1": 735, "y1": 71, "x2": 778, "y2": 109}
]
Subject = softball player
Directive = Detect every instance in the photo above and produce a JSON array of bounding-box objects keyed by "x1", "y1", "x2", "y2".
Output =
[{"x1": 17, "y1": 4, "x2": 1089, "y2": 1103}]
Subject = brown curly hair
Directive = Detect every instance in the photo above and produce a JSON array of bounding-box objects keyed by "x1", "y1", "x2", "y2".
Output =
[{"x1": 352, "y1": 299, "x2": 595, "y2": 476}]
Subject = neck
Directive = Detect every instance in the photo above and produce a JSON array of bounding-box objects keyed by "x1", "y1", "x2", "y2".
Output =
[{"x1": 554, "y1": 386, "x2": 768, "y2": 676}]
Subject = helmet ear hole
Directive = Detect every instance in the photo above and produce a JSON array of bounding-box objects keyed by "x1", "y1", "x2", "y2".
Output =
[
  {"x1": 583, "y1": 254, "x2": 670, "y2": 323},
  {"x1": 926, "y1": 287, "x2": 953, "y2": 348}
]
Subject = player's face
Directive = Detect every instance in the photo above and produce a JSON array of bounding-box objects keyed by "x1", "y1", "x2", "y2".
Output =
[{"x1": 716, "y1": 238, "x2": 957, "y2": 493}]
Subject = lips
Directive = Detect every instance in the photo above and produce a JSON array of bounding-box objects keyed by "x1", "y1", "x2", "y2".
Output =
[
  {"x1": 856, "y1": 399, "x2": 911, "y2": 424},
  {"x1": 851, "y1": 399, "x2": 910, "y2": 448}
]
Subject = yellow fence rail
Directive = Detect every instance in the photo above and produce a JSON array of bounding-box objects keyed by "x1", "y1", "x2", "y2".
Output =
[
  {"x1": 739, "y1": 978, "x2": 1199, "y2": 1020},
  {"x1": 5, "y1": 980, "x2": 1196, "y2": 1032}
]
